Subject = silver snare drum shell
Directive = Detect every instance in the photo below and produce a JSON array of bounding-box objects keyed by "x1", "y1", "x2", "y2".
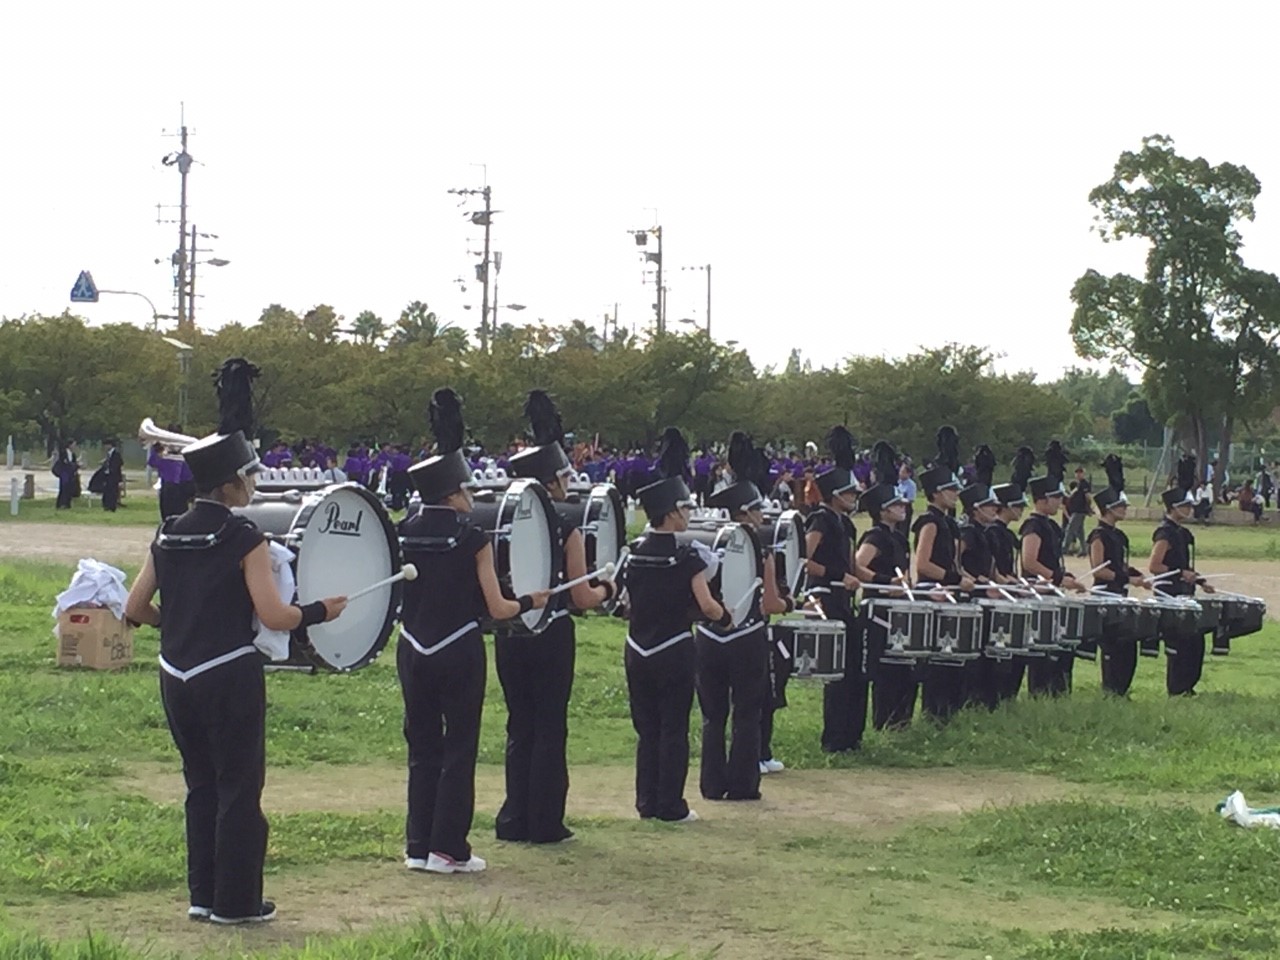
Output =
[
  {"x1": 771, "y1": 618, "x2": 846, "y2": 680},
  {"x1": 864, "y1": 599, "x2": 933, "y2": 660},
  {"x1": 928, "y1": 602, "x2": 983, "y2": 659},
  {"x1": 1027, "y1": 599, "x2": 1064, "y2": 650},
  {"x1": 977, "y1": 599, "x2": 1033, "y2": 656}
]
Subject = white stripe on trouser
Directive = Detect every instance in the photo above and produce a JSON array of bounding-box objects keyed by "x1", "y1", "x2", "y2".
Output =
[
  {"x1": 158, "y1": 645, "x2": 258, "y2": 682},
  {"x1": 401, "y1": 621, "x2": 479, "y2": 657},
  {"x1": 695, "y1": 621, "x2": 764, "y2": 643},
  {"x1": 626, "y1": 631, "x2": 691, "y2": 658}
]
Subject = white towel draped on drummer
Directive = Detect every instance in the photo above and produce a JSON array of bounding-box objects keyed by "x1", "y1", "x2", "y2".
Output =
[
  {"x1": 253, "y1": 541, "x2": 297, "y2": 661},
  {"x1": 690, "y1": 538, "x2": 720, "y2": 581}
]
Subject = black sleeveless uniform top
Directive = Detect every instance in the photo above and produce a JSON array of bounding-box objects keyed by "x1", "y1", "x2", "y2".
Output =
[
  {"x1": 960, "y1": 520, "x2": 994, "y2": 581},
  {"x1": 152, "y1": 501, "x2": 265, "y2": 672},
  {"x1": 1088, "y1": 522, "x2": 1139, "y2": 596},
  {"x1": 1152, "y1": 518, "x2": 1196, "y2": 597},
  {"x1": 805, "y1": 505, "x2": 854, "y2": 585},
  {"x1": 858, "y1": 523, "x2": 911, "y2": 583},
  {"x1": 399, "y1": 506, "x2": 489, "y2": 648},
  {"x1": 624, "y1": 531, "x2": 707, "y2": 651},
  {"x1": 911, "y1": 505, "x2": 961, "y2": 585},
  {"x1": 987, "y1": 520, "x2": 1019, "y2": 578},
  {"x1": 1018, "y1": 512, "x2": 1064, "y2": 584}
]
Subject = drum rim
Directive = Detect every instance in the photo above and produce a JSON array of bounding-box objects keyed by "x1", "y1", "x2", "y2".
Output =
[
  {"x1": 774, "y1": 509, "x2": 807, "y2": 596},
  {"x1": 297, "y1": 482, "x2": 403, "y2": 672},
  {"x1": 551, "y1": 482, "x2": 625, "y2": 614},
  {"x1": 712, "y1": 521, "x2": 764, "y2": 627},
  {"x1": 496, "y1": 478, "x2": 565, "y2": 633}
]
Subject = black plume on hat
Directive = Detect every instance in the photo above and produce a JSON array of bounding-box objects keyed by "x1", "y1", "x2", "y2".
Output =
[
  {"x1": 1045, "y1": 440, "x2": 1068, "y2": 485},
  {"x1": 728, "y1": 430, "x2": 753, "y2": 482},
  {"x1": 429, "y1": 388, "x2": 466, "y2": 453},
  {"x1": 974, "y1": 444, "x2": 996, "y2": 487},
  {"x1": 213, "y1": 358, "x2": 260, "y2": 436},
  {"x1": 752, "y1": 447, "x2": 772, "y2": 492},
  {"x1": 1103, "y1": 454, "x2": 1125, "y2": 493},
  {"x1": 1177, "y1": 453, "x2": 1197, "y2": 492},
  {"x1": 873, "y1": 440, "x2": 897, "y2": 486},
  {"x1": 657, "y1": 427, "x2": 690, "y2": 480},
  {"x1": 1011, "y1": 446, "x2": 1036, "y2": 489},
  {"x1": 827, "y1": 425, "x2": 856, "y2": 471},
  {"x1": 524, "y1": 389, "x2": 564, "y2": 445},
  {"x1": 936, "y1": 426, "x2": 960, "y2": 474}
]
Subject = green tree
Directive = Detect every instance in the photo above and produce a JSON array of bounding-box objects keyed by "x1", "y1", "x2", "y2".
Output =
[
  {"x1": 389, "y1": 301, "x2": 468, "y2": 351},
  {"x1": 350, "y1": 310, "x2": 386, "y2": 346},
  {"x1": 1071, "y1": 135, "x2": 1280, "y2": 492},
  {"x1": 301, "y1": 304, "x2": 340, "y2": 343}
]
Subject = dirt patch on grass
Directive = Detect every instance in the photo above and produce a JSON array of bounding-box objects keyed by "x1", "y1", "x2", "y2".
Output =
[
  {"x1": 1198, "y1": 558, "x2": 1278, "y2": 613},
  {"x1": 119, "y1": 760, "x2": 1078, "y2": 833},
  {"x1": 0, "y1": 521, "x2": 154, "y2": 566}
]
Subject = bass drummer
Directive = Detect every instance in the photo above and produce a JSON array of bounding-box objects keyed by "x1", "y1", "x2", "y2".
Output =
[
  {"x1": 696, "y1": 432, "x2": 791, "y2": 802},
  {"x1": 803, "y1": 426, "x2": 865, "y2": 754},
  {"x1": 499, "y1": 391, "x2": 614, "y2": 845},
  {"x1": 398, "y1": 389, "x2": 550, "y2": 875}
]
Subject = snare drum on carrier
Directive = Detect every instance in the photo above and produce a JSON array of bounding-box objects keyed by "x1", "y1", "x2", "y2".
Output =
[
  {"x1": 770, "y1": 617, "x2": 847, "y2": 680},
  {"x1": 928, "y1": 602, "x2": 983, "y2": 660},
  {"x1": 863, "y1": 598, "x2": 933, "y2": 662}
]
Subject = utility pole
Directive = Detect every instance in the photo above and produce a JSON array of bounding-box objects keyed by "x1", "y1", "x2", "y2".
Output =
[
  {"x1": 630, "y1": 224, "x2": 664, "y2": 335},
  {"x1": 449, "y1": 183, "x2": 496, "y2": 352},
  {"x1": 160, "y1": 108, "x2": 194, "y2": 334},
  {"x1": 188, "y1": 224, "x2": 197, "y2": 327}
]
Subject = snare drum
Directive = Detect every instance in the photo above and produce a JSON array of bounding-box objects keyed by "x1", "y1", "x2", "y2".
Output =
[
  {"x1": 553, "y1": 483, "x2": 625, "y2": 613},
  {"x1": 863, "y1": 599, "x2": 933, "y2": 661},
  {"x1": 677, "y1": 522, "x2": 764, "y2": 627},
  {"x1": 760, "y1": 509, "x2": 807, "y2": 597},
  {"x1": 235, "y1": 483, "x2": 402, "y2": 672},
  {"x1": 469, "y1": 479, "x2": 563, "y2": 633},
  {"x1": 770, "y1": 618, "x2": 846, "y2": 680},
  {"x1": 1027, "y1": 598, "x2": 1064, "y2": 651},
  {"x1": 1153, "y1": 596, "x2": 1202, "y2": 644},
  {"x1": 1058, "y1": 598, "x2": 1086, "y2": 642},
  {"x1": 977, "y1": 600, "x2": 1033, "y2": 656},
  {"x1": 928, "y1": 602, "x2": 983, "y2": 659}
]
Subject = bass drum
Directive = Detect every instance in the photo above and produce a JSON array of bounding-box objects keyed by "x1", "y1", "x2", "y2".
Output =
[
  {"x1": 469, "y1": 479, "x2": 563, "y2": 633},
  {"x1": 553, "y1": 483, "x2": 625, "y2": 613},
  {"x1": 235, "y1": 483, "x2": 401, "y2": 672},
  {"x1": 760, "y1": 508, "x2": 806, "y2": 597},
  {"x1": 676, "y1": 521, "x2": 764, "y2": 627}
]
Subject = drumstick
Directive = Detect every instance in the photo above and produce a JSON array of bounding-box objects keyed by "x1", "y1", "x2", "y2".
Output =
[
  {"x1": 347, "y1": 563, "x2": 418, "y2": 602},
  {"x1": 895, "y1": 568, "x2": 915, "y2": 602},
  {"x1": 550, "y1": 562, "x2": 616, "y2": 596},
  {"x1": 1197, "y1": 573, "x2": 1235, "y2": 580},
  {"x1": 729, "y1": 578, "x2": 764, "y2": 623},
  {"x1": 1084, "y1": 561, "x2": 1111, "y2": 578}
]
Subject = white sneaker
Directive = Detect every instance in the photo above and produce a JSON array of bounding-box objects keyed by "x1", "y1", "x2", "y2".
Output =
[
  {"x1": 188, "y1": 906, "x2": 212, "y2": 921},
  {"x1": 405, "y1": 856, "x2": 430, "y2": 871},
  {"x1": 675, "y1": 809, "x2": 699, "y2": 823},
  {"x1": 761, "y1": 758, "x2": 785, "y2": 774},
  {"x1": 425, "y1": 851, "x2": 487, "y2": 874}
]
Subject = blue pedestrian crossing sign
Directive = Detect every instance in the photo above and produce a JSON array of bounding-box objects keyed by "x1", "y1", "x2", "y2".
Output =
[{"x1": 70, "y1": 271, "x2": 99, "y2": 303}]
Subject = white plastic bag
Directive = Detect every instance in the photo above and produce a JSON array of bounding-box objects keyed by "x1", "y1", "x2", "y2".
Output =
[{"x1": 252, "y1": 542, "x2": 296, "y2": 661}]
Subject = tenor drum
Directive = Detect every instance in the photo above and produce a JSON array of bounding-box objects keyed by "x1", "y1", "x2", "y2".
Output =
[
  {"x1": 1153, "y1": 596, "x2": 1202, "y2": 644},
  {"x1": 676, "y1": 522, "x2": 764, "y2": 627},
  {"x1": 863, "y1": 599, "x2": 933, "y2": 661},
  {"x1": 928, "y1": 602, "x2": 983, "y2": 659},
  {"x1": 469, "y1": 479, "x2": 563, "y2": 633},
  {"x1": 1218, "y1": 592, "x2": 1266, "y2": 639},
  {"x1": 770, "y1": 618, "x2": 846, "y2": 680},
  {"x1": 978, "y1": 600, "x2": 1033, "y2": 656},
  {"x1": 234, "y1": 483, "x2": 402, "y2": 672},
  {"x1": 554, "y1": 483, "x2": 625, "y2": 613},
  {"x1": 760, "y1": 509, "x2": 807, "y2": 597}
]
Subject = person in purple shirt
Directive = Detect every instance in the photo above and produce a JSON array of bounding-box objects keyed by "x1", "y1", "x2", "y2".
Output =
[
  {"x1": 148, "y1": 437, "x2": 196, "y2": 520},
  {"x1": 693, "y1": 450, "x2": 715, "y2": 506},
  {"x1": 343, "y1": 448, "x2": 368, "y2": 486},
  {"x1": 389, "y1": 445, "x2": 413, "y2": 510}
]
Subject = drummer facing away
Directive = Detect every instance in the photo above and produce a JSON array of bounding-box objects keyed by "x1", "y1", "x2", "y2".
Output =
[
  {"x1": 125, "y1": 358, "x2": 348, "y2": 925},
  {"x1": 498, "y1": 390, "x2": 613, "y2": 844},
  {"x1": 397, "y1": 388, "x2": 550, "y2": 874},
  {"x1": 623, "y1": 427, "x2": 731, "y2": 822}
]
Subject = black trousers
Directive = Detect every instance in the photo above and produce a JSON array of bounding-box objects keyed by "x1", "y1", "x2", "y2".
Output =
[
  {"x1": 56, "y1": 477, "x2": 75, "y2": 508},
  {"x1": 760, "y1": 640, "x2": 790, "y2": 761},
  {"x1": 819, "y1": 593, "x2": 867, "y2": 752},
  {"x1": 494, "y1": 616, "x2": 576, "y2": 842},
  {"x1": 921, "y1": 660, "x2": 968, "y2": 721},
  {"x1": 1100, "y1": 635, "x2": 1138, "y2": 696},
  {"x1": 625, "y1": 638, "x2": 695, "y2": 820},
  {"x1": 1165, "y1": 633, "x2": 1206, "y2": 696},
  {"x1": 160, "y1": 655, "x2": 267, "y2": 918},
  {"x1": 398, "y1": 632, "x2": 486, "y2": 861},
  {"x1": 990, "y1": 657, "x2": 1025, "y2": 703},
  {"x1": 1026, "y1": 650, "x2": 1074, "y2": 697},
  {"x1": 963, "y1": 657, "x2": 1000, "y2": 711},
  {"x1": 696, "y1": 627, "x2": 767, "y2": 800},
  {"x1": 389, "y1": 472, "x2": 411, "y2": 511},
  {"x1": 102, "y1": 476, "x2": 121, "y2": 511}
]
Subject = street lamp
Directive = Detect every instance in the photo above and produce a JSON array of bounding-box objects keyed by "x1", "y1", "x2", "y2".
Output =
[
  {"x1": 96, "y1": 289, "x2": 177, "y2": 330},
  {"x1": 161, "y1": 336, "x2": 194, "y2": 432}
]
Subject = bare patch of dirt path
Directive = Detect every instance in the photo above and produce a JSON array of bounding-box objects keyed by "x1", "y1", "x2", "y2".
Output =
[{"x1": 0, "y1": 522, "x2": 154, "y2": 566}]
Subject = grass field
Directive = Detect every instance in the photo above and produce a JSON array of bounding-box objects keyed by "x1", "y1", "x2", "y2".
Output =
[{"x1": 2, "y1": 557, "x2": 1279, "y2": 959}]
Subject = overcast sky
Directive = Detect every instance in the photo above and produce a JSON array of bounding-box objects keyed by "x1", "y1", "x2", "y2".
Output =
[{"x1": 3, "y1": 1, "x2": 1278, "y2": 381}]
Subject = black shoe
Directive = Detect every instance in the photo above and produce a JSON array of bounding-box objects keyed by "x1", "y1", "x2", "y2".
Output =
[{"x1": 211, "y1": 901, "x2": 276, "y2": 925}]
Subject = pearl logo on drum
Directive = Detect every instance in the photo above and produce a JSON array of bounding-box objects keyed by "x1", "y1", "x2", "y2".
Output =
[{"x1": 319, "y1": 501, "x2": 364, "y2": 537}]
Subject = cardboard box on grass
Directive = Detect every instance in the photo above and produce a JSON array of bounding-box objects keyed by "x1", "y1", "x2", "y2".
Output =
[{"x1": 56, "y1": 607, "x2": 134, "y2": 670}]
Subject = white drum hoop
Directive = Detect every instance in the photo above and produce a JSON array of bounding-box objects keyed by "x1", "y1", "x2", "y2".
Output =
[
  {"x1": 553, "y1": 483, "x2": 625, "y2": 613},
  {"x1": 767, "y1": 509, "x2": 807, "y2": 597},
  {"x1": 675, "y1": 521, "x2": 764, "y2": 627},
  {"x1": 470, "y1": 479, "x2": 562, "y2": 632}
]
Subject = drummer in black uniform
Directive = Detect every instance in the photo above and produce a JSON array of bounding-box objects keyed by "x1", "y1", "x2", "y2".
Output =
[
  {"x1": 696, "y1": 433, "x2": 791, "y2": 801},
  {"x1": 498, "y1": 391, "x2": 613, "y2": 844},
  {"x1": 398, "y1": 389, "x2": 550, "y2": 874},
  {"x1": 125, "y1": 358, "x2": 348, "y2": 925},
  {"x1": 803, "y1": 426, "x2": 865, "y2": 753},
  {"x1": 958, "y1": 445, "x2": 1000, "y2": 709},
  {"x1": 1148, "y1": 454, "x2": 1215, "y2": 697},
  {"x1": 624, "y1": 427, "x2": 730, "y2": 822},
  {"x1": 913, "y1": 427, "x2": 976, "y2": 722},
  {"x1": 1089, "y1": 455, "x2": 1148, "y2": 696},
  {"x1": 1020, "y1": 441, "x2": 1086, "y2": 697},
  {"x1": 986, "y1": 446, "x2": 1034, "y2": 703},
  {"x1": 852, "y1": 442, "x2": 914, "y2": 730}
]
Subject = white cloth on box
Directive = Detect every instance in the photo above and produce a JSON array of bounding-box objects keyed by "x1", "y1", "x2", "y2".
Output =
[
  {"x1": 51, "y1": 559, "x2": 130, "y2": 637},
  {"x1": 1219, "y1": 790, "x2": 1280, "y2": 829},
  {"x1": 252, "y1": 541, "x2": 296, "y2": 661}
]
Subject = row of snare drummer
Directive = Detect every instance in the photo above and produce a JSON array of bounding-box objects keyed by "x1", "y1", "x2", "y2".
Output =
[{"x1": 771, "y1": 591, "x2": 1268, "y2": 682}]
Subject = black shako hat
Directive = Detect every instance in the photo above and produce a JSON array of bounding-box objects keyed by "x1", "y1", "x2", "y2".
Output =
[
  {"x1": 1028, "y1": 476, "x2": 1067, "y2": 501},
  {"x1": 708, "y1": 430, "x2": 765, "y2": 515},
  {"x1": 182, "y1": 358, "x2": 263, "y2": 490},
  {"x1": 1094, "y1": 454, "x2": 1129, "y2": 513},
  {"x1": 409, "y1": 388, "x2": 476, "y2": 503},
  {"x1": 959, "y1": 483, "x2": 998, "y2": 512},
  {"x1": 861, "y1": 483, "x2": 908, "y2": 517},
  {"x1": 508, "y1": 389, "x2": 574, "y2": 483},
  {"x1": 921, "y1": 425, "x2": 962, "y2": 498},
  {"x1": 638, "y1": 427, "x2": 694, "y2": 523},
  {"x1": 991, "y1": 483, "x2": 1027, "y2": 507},
  {"x1": 1161, "y1": 453, "x2": 1198, "y2": 510}
]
